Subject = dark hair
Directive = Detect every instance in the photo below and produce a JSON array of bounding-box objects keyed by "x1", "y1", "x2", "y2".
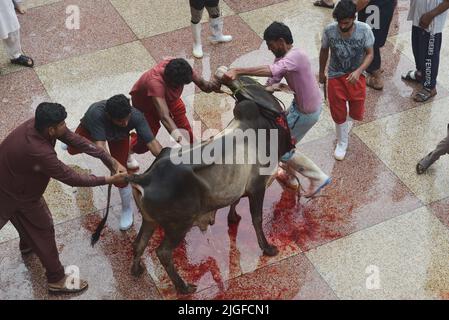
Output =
[
  {"x1": 105, "y1": 94, "x2": 132, "y2": 120},
  {"x1": 333, "y1": 0, "x2": 357, "y2": 21},
  {"x1": 263, "y1": 21, "x2": 293, "y2": 45},
  {"x1": 35, "y1": 102, "x2": 67, "y2": 132},
  {"x1": 164, "y1": 58, "x2": 193, "y2": 87}
]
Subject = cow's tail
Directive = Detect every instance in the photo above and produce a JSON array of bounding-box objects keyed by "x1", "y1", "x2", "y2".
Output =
[{"x1": 91, "y1": 183, "x2": 112, "y2": 247}]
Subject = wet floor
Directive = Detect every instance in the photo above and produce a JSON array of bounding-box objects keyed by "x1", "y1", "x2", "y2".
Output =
[{"x1": 2, "y1": 0, "x2": 449, "y2": 300}]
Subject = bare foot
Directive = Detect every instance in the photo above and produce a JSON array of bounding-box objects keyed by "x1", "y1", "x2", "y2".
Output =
[{"x1": 15, "y1": 3, "x2": 27, "y2": 14}]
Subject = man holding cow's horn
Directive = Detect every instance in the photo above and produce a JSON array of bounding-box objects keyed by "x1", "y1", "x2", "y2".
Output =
[{"x1": 223, "y1": 22, "x2": 331, "y2": 198}]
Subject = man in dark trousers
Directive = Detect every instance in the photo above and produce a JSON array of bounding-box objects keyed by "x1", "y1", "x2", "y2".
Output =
[
  {"x1": 358, "y1": 0, "x2": 397, "y2": 90},
  {"x1": 0, "y1": 102, "x2": 127, "y2": 294}
]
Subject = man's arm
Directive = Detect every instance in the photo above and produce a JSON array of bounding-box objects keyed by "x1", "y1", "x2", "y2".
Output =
[
  {"x1": 224, "y1": 66, "x2": 272, "y2": 82},
  {"x1": 38, "y1": 152, "x2": 126, "y2": 187},
  {"x1": 347, "y1": 46, "x2": 374, "y2": 84},
  {"x1": 319, "y1": 47, "x2": 329, "y2": 84},
  {"x1": 151, "y1": 97, "x2": 186, "y2": 143},
  {"x1": 59, "y1": 129, "x2": 116, "y2": 172},
  {"x1": 420, "y1": 0, "x2": 449, "y2": 29},
  {"x1": 192, "y1": 73, "x2": 222, "y2": 93}
]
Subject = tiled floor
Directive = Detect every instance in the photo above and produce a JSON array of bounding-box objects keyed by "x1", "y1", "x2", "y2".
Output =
[{"x1": 1, "y1": 0, "x2": 449, "y2": 300}]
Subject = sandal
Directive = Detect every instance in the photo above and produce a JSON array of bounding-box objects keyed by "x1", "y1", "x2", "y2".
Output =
[
  {"x1": 305, "y1": 177, "x2": 332, "y2": 198},
  {"x1": 413, "y1": 88, "x2": 437, "y2": 102},
  {"x1": 10, "y1": 55, "x2": 34, "y2": 68},
  {"x1": 401, "y1": 70, "x2": 422, "y2": 83},
  {"x1": 313, "y1": 0, "x2": 335, "y2": 9},
  {"x1": 416, "y1": 162, "x2": 427, "y2": 175},
  {"x1": 48, "y1": 276, "x2": 89, "y2": 294}
]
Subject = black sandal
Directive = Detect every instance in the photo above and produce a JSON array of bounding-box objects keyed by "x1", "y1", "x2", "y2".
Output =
[
  {"x1": 10, "y1": 55, "x2": 34, "y2": 68},
  {"x1": 416, "y1": 163, "x2": 427, "y2": 175},
  {"x1": 313, "y1": 0, "x2": 334, "y2": 9}
]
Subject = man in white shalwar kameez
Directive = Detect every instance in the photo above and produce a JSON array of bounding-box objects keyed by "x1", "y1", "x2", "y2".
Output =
[{"x1": 0, "y1": 0, "x2": 33, "y2": 67}]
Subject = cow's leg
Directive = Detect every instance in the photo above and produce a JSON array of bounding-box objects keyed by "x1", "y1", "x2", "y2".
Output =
[
  {"x1": 227, "y1": 199, "x2": 241, "y2": 225},
  {"x1": 131, "y1": 219, "x2": 157, "y2": 277},
  {"x1": 248, "y1": 190, "x2": 279, "y2": 256},
  {"x1": 156, "y1": 226, "x2": 196, "y2": 294}
]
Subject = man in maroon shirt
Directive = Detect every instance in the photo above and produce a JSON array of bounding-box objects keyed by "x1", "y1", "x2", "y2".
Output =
[
  {"x1": 0, "y1": 103, "x2": 127, "y2": 294},
  {"x1": 130, "y1": 58, "x2": 221, "y2": 145}
]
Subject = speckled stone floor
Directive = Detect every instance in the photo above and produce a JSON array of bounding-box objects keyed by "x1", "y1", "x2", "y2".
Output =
[{"x1": 1, "y1": 0, "x2": 449, "y2": 300}]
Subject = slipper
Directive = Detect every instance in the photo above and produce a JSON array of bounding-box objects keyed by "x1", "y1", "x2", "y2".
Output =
[
  {"x1": 305, "y1": 177, "x2": 332, "y2": 198},
  {"x1": 10, "y1": 55, "x2": 34, "y2": 68},
  {"x1": 313, "y1": 0, "x2": 335, "y2": 8},
  {"x1": 414, "y1": 88, "x2": 437, "y2": 102},
  {"x1": 416, "y1": 162, "x2": 427, "y2": 175},
  {"x1": 401, "y1": 70, "x2": 421, "y2": 83},
  {"x1": 48, "y1": 278, "x2": 88, "y2": 294}
]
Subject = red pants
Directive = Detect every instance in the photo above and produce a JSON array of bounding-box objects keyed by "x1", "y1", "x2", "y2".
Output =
[
  {"x1": 67, "y1": 125, "x2": 138, "y2": 188},
  {"x1": 132, "y1": 98, "x2": 194, "y2": 153},
  {"x1": 0, "y1": 190, "x2": 65, "y2": 283},
  {"x1": 328, "y1": 74, "x2": 366, "y2": 124}
]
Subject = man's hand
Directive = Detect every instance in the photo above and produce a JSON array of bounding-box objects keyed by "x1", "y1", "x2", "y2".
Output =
[
  {"x1": 106, "y1": 172, "x2": 128, "y2": 185},
  {"x1": 346, "y1": 69, "x2": 362, "y2": 84},
  {"x1": 419, "y1": 12, "x2": 435, "y2": 30},
  {"x1": 223, "y1": 69, "x2": 239, "y2": 82},
  {"x1": 265, "y1": 83, "x2": 293, "y2": 94},
  {"x1": 113, "y1": 161, "x2": 127, "y2": 174},
  {"x1": 319, "y1": 72, "x2": 327, "y2": 84}
]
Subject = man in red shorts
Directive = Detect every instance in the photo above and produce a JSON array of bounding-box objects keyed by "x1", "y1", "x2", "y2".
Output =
[
  {"x1": 319, "y1": 0, "x2": 374, "y2": 160},
  {"x1": 130, "y1": 58, "x2": 221, "y2": 145},
  {"x1": 67, "y1": 94, "x2": 162, "y2": 231}
]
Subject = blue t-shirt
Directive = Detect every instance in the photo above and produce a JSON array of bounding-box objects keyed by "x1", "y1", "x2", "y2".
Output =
[{"x1": 321, "y1": 21, "x2": 375, "y2": 79}]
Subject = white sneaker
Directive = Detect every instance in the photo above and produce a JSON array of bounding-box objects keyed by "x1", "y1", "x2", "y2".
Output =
[
  {"x1": 119, "y1": 185, "x2": 134, "y2": 231},
  {"x1": 127, "y1": 154, "x2": 139, "y2": 170}
]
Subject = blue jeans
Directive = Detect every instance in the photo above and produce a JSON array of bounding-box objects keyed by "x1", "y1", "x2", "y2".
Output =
[{"x1": 281, "y1": 101, "x2": 322, "y2": 162}]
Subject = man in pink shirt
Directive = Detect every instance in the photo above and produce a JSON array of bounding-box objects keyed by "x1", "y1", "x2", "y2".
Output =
[{"x1": 224, "y1": 22, "x2": 331, "y2": 198}]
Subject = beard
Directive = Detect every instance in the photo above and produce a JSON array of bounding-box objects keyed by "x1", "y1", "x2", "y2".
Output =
[
  {"x1": 340, "y1": 23, "x2": 354, "y2": 33},
  {"x1": 273, "y1": 50, "x2": 286, "y2": 58}
]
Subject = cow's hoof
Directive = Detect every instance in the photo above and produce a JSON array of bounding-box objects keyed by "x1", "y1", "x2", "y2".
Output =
[
  {"x1": 177, "y1": 283, "x2": 197, "y2": 295},
  {"x1": 227, "y1": 213, "x2": 241, "y2": 225},
  {"x1": 131, "y1": 262, "x2": 145, "y2": 277},
  {"x1": 263, "y1": 245, "x2": 279, "y2": 257}
]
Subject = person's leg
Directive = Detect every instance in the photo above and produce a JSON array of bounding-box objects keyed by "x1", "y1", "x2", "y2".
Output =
[
  {"x1": 13, "y1": 0, "x2": 26, "y2": 14},
  {"x1": 328, "y1": 76, "x2": 350, "y2": 160},
  {"x1": 417, "y1": 124, "x2": 449, "y2": 174},
  {"x1": 131, "y1": 111, "x2": 161, "y2": 154},
  {"x1": 408, "y1": 26, "x2": 424, "y2": 81},
  {"x1": 4, "y1": 30, "x2": 34, "y2": 67},
  {"x1": 277, "y1": 102, "x2": 330, "y2": 196},
  {"x1": 206, "y1": 0, "x2": 232, "y2": 43},
  {"x1": 3, "y1": 30, "x2": 21, "y2": 60},
  {"x1": 67, "y1": 124, "x2": 93, "y2": 155},
  {"x1": 108, "y1": 138, "x2": 134, "y2": 231},
  {"x1": 170, "y1": 99, "x2": 194, "y2": 144},
  {"x1": 190, "y1": 0, "x2": 205, "y2": 58},
  {"x1": 413, "y1": 30, "x2": 440, "y2": 102},
  {"x1": 9, "y1": 198, "x2": 87, "y2": 293},
  {"x1": 366, "y1": 46, "x2": 384, "y2": 90}
]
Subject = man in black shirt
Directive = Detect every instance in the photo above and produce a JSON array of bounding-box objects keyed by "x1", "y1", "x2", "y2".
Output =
[{"x1": 68, "y1": 94, "x2": 162, "y2": 230}]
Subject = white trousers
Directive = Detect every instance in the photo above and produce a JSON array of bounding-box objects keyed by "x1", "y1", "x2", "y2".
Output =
[{"x1": 3, "y1": 30, "x2": 22, "y2": 59}]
